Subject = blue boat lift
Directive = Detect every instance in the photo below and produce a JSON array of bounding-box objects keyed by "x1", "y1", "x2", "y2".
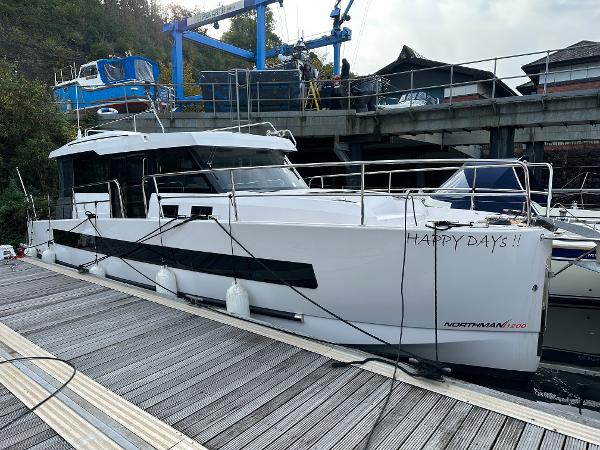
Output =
[{"x1": 163, "y1": 0, "x2": 354, "y2": 104}]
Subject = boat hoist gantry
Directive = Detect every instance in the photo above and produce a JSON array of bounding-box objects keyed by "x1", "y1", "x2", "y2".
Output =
[{"x1": 163, "y1": 0, "x2": 354, "y2": 103}]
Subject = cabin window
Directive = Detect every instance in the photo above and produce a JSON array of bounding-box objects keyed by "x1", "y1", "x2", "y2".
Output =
[
  {"x1": 162, "y1": 205, "x2": 179, "y2": 218},
  {"x1": 192, "y1": 147, "x2": 306, "y2": 192},
  {"x1": 104, "y1": 62, "x2": 125, "y2": 82},
  {"x1": 191, "y1": 206, "x2": 213, "y2": 218},
  {"x1": 73, "y1": 154, "x2": 109, "y2": 188},
  {"x1": 134, "y1": 60, "x2": 155, "y2": 82},
  {"x1": 80, "y1": 65, "x2": 98, "y2": 79}
]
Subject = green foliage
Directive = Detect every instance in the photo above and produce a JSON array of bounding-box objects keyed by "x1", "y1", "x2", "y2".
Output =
[{"x1": 0, "y1": 58, "x2": 74, "y2": 246}]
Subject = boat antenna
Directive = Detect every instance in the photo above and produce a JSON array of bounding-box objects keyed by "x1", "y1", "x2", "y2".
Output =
[
  {"x1": 46, "y1": 194, "x2": 52, "y2": 248},
  {"x1": 75, "y1": 85, "x2": 82, "y2": 139},
  {"x1": 16, "y1": 167, "x2": 37, "y2": 221}
]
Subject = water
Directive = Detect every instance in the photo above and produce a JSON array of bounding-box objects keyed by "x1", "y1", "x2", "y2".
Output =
[{"x1": 456, "y1": 364, "x2": 600, "y2": 422}]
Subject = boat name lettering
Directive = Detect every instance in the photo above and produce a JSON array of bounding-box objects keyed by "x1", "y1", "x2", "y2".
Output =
[
  {"x1": 406, "y1": 232, "x2": 522, "y2": 253},
  {"x1": 443, "y1": 321, "x2": 528, "y2": 329}
]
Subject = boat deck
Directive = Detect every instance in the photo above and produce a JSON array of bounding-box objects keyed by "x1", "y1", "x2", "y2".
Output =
[{"x1": 1, "y1": 259, "x2": 599, "y2": 450}]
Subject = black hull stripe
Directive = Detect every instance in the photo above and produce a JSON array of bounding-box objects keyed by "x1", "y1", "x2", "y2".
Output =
[
  {"x1": 548, "y1": 295, "x2": 600, "y2": 309},
  {"x1": 53, "y1": 229, "x2": 318, "y2": 289},
  {"x1": 552, "y1": 247, "x2": 597, "y2": 260}
]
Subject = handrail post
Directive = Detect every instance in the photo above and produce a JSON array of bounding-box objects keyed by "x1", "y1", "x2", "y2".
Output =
[
  {"x1": 388, "y1": 172, "x2": 392, "y2": 193},
  {"x1": 230, "y1": 169, "x2": 239, "y2": 221},
  {"x1": 543, "y1": 50, "x2": 550, "y2": 95},
  {"x1": 449, "y1": 65, "x2": 454, "y2": 104},
  {"x1": 152, "y1": 176, "x2": 162, "y2": 218},
  {"x1": 470, "y1": 167, "x2": 477, "y2": 210},
  {"x1": 124, "y1": 85, "x2": 129, "y2": 115},
  {"x1": 360, "y1": 164, "x2": 365, "y2": 225},
  {"x1": 107, "y1": 181, "x2": 113, "y2": 218},
  {"x1": 113, "y1": 180, "x2": 125, "y2": 218},
  {"x1": 410, "y1": 70, "x2": 414, "y2": 107},
  {"x1": 491, "y1": 57, "x2": 497, "y2": 99},
  {"x1": 546, "y1": 163, "x2": 554, "y2": 217},
  {"x1": 257, "y1": 81, "x2": 260, "y2": 114},
  {"x1": 142, "y1": 177, "x2": 148, "y2": 216},
  {"x1": 72, "y1": 187, "x2": 78, "y2": 219},
  {"x1": 347, "y1": 79, "x2": 351, "y2": 111},
  {"x1": 212, "y1": 82, "x2": 216, "y2": 114}
]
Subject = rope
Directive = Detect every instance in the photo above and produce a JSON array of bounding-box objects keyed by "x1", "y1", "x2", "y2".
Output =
[
  {"x1": 0, "y1": 357, "x2": 77, "y2": 432},
  {"x1": 209, "y1": 214, "x2": 448, "y2": 379}
]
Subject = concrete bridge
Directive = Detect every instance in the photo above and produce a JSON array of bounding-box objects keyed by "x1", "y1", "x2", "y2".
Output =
[{"x1": 97, "y1": 88, "x2": 600, "y2": 160}]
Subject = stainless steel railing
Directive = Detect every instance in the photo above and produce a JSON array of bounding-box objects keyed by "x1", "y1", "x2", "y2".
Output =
[
  {"x1": 52, "y1": 42, "x2": 600, "y2": 120},
  {"x1": 71, "y1": 179, "x2": 125, "y2": 219},
  {"x1": 141, "y1": 158, "x2": 538, "y2": 226}
]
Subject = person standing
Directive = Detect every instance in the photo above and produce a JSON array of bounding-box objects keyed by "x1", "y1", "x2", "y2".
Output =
[{"x1": 341, "y1": 58, "x2": 350, "y2": 79}]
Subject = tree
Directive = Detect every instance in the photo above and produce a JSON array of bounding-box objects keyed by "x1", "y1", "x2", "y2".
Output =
[
  {"x1": 0, "y1": 58, "x2": 74, "y2": 246},
  {"x1": 219, "y1": 9, "x2": 283, "y2": 68}
]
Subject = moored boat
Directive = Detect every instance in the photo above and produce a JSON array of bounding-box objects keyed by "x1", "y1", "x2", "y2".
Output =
[
  {"x1": 53, "y1": 56, "x2": 173, "y2": 114},
  {"x1": 427, "y1": 161, "x2": 600, "y2": 367},
  {"x1": 26, "y1": 128, "x2": 553, "y2": 373}
]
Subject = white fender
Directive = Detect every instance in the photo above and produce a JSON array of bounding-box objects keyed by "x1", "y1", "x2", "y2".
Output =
[
  {"x1": 226, "y1": 280, "x2": 250, "y2": 318},
  {"x1": 89, "y1": 263, "x2": 106, "y2": 278},
  {"x1": 41, "y1": 246, "x2": 56, "y2": 264},
  {"x1": 156, "y1": 265, "x2": 177, "y2": 298}
]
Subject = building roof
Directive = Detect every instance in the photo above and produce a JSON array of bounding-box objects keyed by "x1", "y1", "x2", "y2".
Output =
[
  {"x1": 516, "y1": 80, "x2": 536, "y2": 95},
  {"x1": 49, "y1": 130, "x2": 297, "y2": 158},
  {"x1": 522, "y1": 40, "x2": 600, "y2": 72},
  {"x1": 376, "y1": 45, "x2": 516, "y2": 96}
]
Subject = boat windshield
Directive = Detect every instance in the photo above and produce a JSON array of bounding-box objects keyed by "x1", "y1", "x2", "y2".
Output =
[
  {"x1": 192, "y1": 147, "x2": 307, "y2": 191},
  {"x1": 433, "y1": 163, "x2": 527, "y2": 213}
]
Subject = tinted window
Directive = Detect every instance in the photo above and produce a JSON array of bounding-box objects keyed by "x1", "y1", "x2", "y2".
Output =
[
  {"x1": 134, "y1": 60, "x2": 155, "y2": 82},
  {"x1": 104, "y1": 62, "x2": 125, "y2": 82},
  {"x1": 193, "y1": 147, "x2": 306, "y2": 192},
  {"x1": 80, "y1": 65, "x2": 98, "y2": 78}
]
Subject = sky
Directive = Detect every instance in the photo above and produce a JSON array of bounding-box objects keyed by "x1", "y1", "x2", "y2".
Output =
[{"x1": 160, "y1": 0, "x2": 600, "y2": 89}]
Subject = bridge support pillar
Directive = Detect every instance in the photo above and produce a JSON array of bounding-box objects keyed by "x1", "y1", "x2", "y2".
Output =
[
  {"x1": 348, "y1": 142, "x2": 363, "y2": 189},
  {"x1": 490, "y1": 127, "x2": 515, "y2": 159},
  {"x1": 526, "y1": 141, "x2": 545, "y2": 180},
  {"x1": 525, "y1": 141, "x2": 545, "y2": 163}
]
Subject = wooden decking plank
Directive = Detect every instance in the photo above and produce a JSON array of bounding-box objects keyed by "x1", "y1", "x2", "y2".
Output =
[
  {"x1": 203, "y1": 364, "x2": 357, "y2": 448},
  {"x1": 491, "y1": 417, "x2": 526, "y2": 450},
  {"x1": 113, "y1": 326, "x2": 249, "y2": 395},
  {"x1": 322, "y1": 383, "x2": 416, "y2": 450},
  {"x1": 184, "y1": 356, "x2": 332, "y2": 441},
  {"x1": 228, "y1": 371, "x2": 387, "y2": 450},
  {"x1": 350, "y1": 387, "x2": 428, "y2": 450},
  {"x1": 361, "y1": 390, "x2": 442, "y2": 449},
  {"x1": 255, "y1": 370, "x2": 381, "y2": 450},
  {"x1": 563, "y1": 436, "x2": 587, "y2": 450},
  {"x1": 160, "y1": 341, "x2": 302, "y2": 424},
  {"x1": 467, "y1": 411, "x2": 506, "y2": 450},
  {"x1": 134, "y1": 335, "x2": 274, "y2": 409},
  {"x1": 397, "y1": 395, "x2": 458, "y2": 450},
  {"x1": 24, "y1": 435, "x2": 74, "y2": 450},
  {"x1": 446, "y1": 407, "x2": 489, "y2": 450},
  {"x1": 514, "y1": 423, "x2": 545, "y2": 450},
  {"x1": 175, "y1": 350, "x2": 326, "y2": 435},
  {"x1": 539, "y1": 431, "x2": 566, "y2": 450},
  {"x1": 420, "y1": 400, "x2": 473, "y2": 450},
  {"x1": 67, "y1": 315, "x2": 213, "y2": 372}
]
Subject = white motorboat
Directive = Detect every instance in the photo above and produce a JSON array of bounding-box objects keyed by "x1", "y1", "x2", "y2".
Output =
[
  {"x1": 427, "y1": 161, "x2": 600, "y2": 367},
  {"x1": 27, "y1": 128, "x2": 553, "y2": 373}
]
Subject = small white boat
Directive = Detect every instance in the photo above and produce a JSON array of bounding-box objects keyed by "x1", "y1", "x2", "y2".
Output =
[{"x1": 27, "y1": 128, "x2": 553, "y2": 373}]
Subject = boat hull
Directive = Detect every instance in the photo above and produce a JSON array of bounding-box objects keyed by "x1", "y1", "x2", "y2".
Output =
[
  {"x1": 545, "y1": 246, "x2": 600, "y2": 366},
  {"x1": 29, "y1": 218, "x2": 551, "y2": 372}
]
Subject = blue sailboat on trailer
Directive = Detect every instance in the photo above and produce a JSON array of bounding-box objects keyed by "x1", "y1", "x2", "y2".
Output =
[{"x1": 53, "y1": 56, "x2": 173, "y2": 113}]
